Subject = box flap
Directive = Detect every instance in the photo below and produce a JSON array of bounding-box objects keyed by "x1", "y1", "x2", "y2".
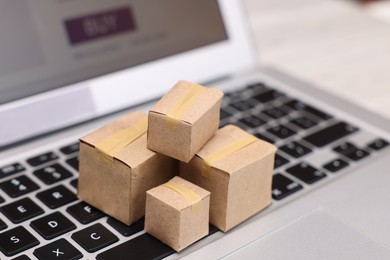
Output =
[
  {"x1": 197, "y1": 125, "x2": 277, "y2": 174},
  {"x1": 150, "y1": 80, "x2": 223, "y2": 125}
]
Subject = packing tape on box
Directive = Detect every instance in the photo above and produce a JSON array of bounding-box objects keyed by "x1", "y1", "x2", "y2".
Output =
[
  {"x1": 163, "y1": 181, "x2": 202, "y2": 214},
  {"x1": 166, "y1": 84, "x2": 204, "y2": 129},
  {"x1": 201, "y1": 135, "x2": 258, "y2": 178},
  {"x1": 95, "y1": 116, "x2": 148, "y2": 164}
]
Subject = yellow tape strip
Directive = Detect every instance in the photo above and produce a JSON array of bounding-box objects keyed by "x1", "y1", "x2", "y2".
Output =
[
  {"x1": 166, "y1": 84, "x2": 204, "y2": 128},
  {"x1": 95, "y1": 116, "x2": 148, "y2": 161},
  {"x1": 201, "y1": 135, "x2": 258, "y2": 178},
  {"x1": 163, "y1": 181, "x2": 202, "y2": 214}
]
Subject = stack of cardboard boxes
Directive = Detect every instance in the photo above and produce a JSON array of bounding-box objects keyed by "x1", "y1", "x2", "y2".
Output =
[{"x1": 78, "y1": 80, "x2": 277, "y2": 252}]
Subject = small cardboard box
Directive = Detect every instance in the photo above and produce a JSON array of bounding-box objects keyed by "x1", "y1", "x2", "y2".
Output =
[
  {"x1": 180, "y1": 125, "x2": 277, "y2": 232},
  {"x1": 78, "y1": 111, "x2": 177, "y2": 225},
  {"x1": 147, "y1": 80, "x2": 223, "y2": 163},
  {"x1": 145, "y1": 176, "x2": 210, "y2": 252}
]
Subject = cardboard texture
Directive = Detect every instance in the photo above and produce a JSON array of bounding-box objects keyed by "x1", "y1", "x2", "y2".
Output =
[
  {"x1": 78, "y1": 111, "x2": 177, "y2": 225},
  {"x1": 145, "y1": 176, "x2": 210, "y2": 252},
  {"x1": 147, "y1": 80, "x2": 223, "y2": 163},
  {"x1": 180, "y1": 125, "x2": 277, "y2": 232}
]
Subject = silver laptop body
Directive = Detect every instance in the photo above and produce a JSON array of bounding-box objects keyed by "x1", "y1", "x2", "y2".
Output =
[{"x1": 0, "y1": 1, "x2": 389, "y2": 259}]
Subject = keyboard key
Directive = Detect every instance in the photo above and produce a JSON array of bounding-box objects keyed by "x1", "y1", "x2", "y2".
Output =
[
  {"x1": 0, "y1": 198, "x2": 44, "y2": 223},
  {"x1": 253, "y1": 90, "x2": 285, "y2": 103},
  {"x1": 66, "y1": 157, "x2": 79, "y2": 171},
  {"x1": 0, "y1": 163, "x2": 25, "y2": 179},
  {"x1": 262, "y1": 107, "x2": 288, "y2": 119},
  {"x1": 72, "y1": 223, "x2": 118, "y2": 253},
  {"x1": 333, "y1": 142, "x2": 370, "y2": 161},
  {"x1": 30, "y1": 212, "x2": 76, "y2": 240},
  {"x1": 0, "y1": 226, "x2": 39, "y2": 256},
  {"x1": 254, "y1": 133, "x2": 275, "y2": 144},
  {"x1": 284, "y1": 100, "x2": 331, "y2": 120},
  {"x1": 67, "y1": 202, "x2": 105, "y2": 224},
  {"x1": 0, "y1": 195, "x2": 4, "y2": 204},
  {"x1": 367, "y1": 138, "x2": 389, "y2": 151},
  {"x1": 239, "y1": 115, "x2": 266, "y2": 129},
  {"x1": 0, "y1": 218, "x2": 7, "y2": 231},
  {"x1": 229, "y1": 100, "x2": 255, "y2": 111},
  {"x1": 107, "y1": 217, "x2": 144, "y2": 237},
  {"x1": 34, "y1": 238, "x2": 82, "y2": 260},
  {"x1": 0, "y1": 176, "x2": 39, "y2": 198},
  {"x1": 323, "y1": 159, "x2": 349, "y2": 173},
  {"x1": 59, "y1": 142, "x2": 79, "y2": 155},
  {"x1": 96, "y1": 233, "x2": 175, "y2": 260},
  {"x1": 274, "y1": 153, "x2": 290, "y2": 169},
  {"x1": 27, "y1": 152, "x2": 58, "y2": 167},
  {"x1": 279, "y1": 142, "x2": 312, "y2": 158},
  {"x1": 70, "y1": 179, "x2": 78, "y2": 189},
  {"x1": 267, "y1": 125, "x2": 296, "y2": 139},
  {"x1": 289, "y1": 116, "x2": 317, "y2": 129},
  {"x1": 12, "y1": 255, "x2": 31, "y2": 260},
  {"x1": 220, "y1": 109, "x2": 232, "y2": 120},
  {"x1": 33, "y1": 164, "x2": 73, "y2": 185},
  {"x1": 246, "y1": 82, "x2": 269, "y2": 92},
  {"x1": 36, "y1": 185, "x2": 77, "y2": 209},
  {"x1": 272, "y1": 174, "x2": 303, "y2": 200},
  {"x1": 303, "y1": 122, "x2": 358, "y2": 147},
  {"x1": 286, "y1": 162, "x2": 326, "y2": 184}
]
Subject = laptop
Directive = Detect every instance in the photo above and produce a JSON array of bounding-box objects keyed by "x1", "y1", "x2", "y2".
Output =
[{"x1": 0, "y1": 0, "x2": 389, "y2": 259}]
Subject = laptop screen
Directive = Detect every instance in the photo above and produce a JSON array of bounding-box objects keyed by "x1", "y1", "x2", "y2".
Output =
[{"x1": 0, "y1": 0, "x2": 227, "y2": 105}]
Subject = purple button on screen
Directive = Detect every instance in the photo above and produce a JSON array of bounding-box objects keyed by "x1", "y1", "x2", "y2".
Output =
[{"x1": 64, "y1": 6, "x2": 136, "y2": 45}]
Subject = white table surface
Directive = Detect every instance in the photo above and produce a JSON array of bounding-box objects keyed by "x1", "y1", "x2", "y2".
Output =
[{"x1": 244, "y1": 0, "x2": 390, "y2": 119}]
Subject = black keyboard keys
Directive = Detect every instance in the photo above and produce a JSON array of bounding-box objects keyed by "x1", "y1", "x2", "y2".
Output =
[
  {"x1": 0, "y1": 218, "x2": 7, "y2": 231},
  {"x1": 34, "y1": 238, "x2": 82, "y2": 260},
  {"x1": 229, "y1": 100, "x2": 255, "y2": 111},
  {"x1": 72, "y1": 223, "x2": 118, "y2": 253},
  {"x1": 267, "y1": 125, "x2": 296, "y2": 139},
  {"x1": 34, "y1": 164, "x2": 73, "y2": 185},
  {"x1": 323, "y1": 159, "x2": 349, "y2": 173},
  {"x1": 286, "y1": 162, "x2": 326, "y2": 184},
  {"x1": 0, "y1": 163, "x2": 25, "y2": 179},
  {"x1": 27, "y1": 152, "x2": 58, "y2": 167},
  {"x1": 239, "y1": 115, "x2": 266, "y2": 129},
  {"x1": 262, "y1": 106, "x2": 288, "y2": 119},
  {"x1": 0, "y1": 226, "x2": 39, "y2": 256},
  {"x1": 220, "y1": 109, "x2": 232, "y2": 120},
  {"x1": 59, "y1": 142, "x2": 79, "y2": 155},
  {"x1": 274, "y1": 153, "x2": 290, "y2": 169},
  {"x1": 37, "y1": 185, "x2": 77, "y2": 209},
  {"x1": 12, "y1": 255, "x2": 31, "y2": 260},
  {"x1": 368, "y1": 138, "x2": 389, "y2": 151},
  {"x1": 30, "y1": 212, "x2": 76, "y2": 240},
  {"x1": 0, "y1": 198, "x2": 44, "y2": 223},
  {"x1": 67, "y1": 202, "x2": 105, "y2": 224},
  {"x1": 272, "y1": 174, "x2": 303, "y2": 200},
  {"x1": 0, "y1": 175, "x2": 39, "y2": 198},
  {"x1": 66, "y1": 157, "x2": 79, "y2": 171},
  {"x1": 284, "y1": 100, "x2": 331, "y2": 120},
  {"x1": 96, "y1": 233, "x2": 175, "y2": 260},
  {"x1": 255, "y1": 133, "x2": 275, "y2": 144},
  {"x1": 253, "y1": 89, "x2": 284, "y2": 104},
  {"x1": 279, "y1": 142, "x2": 312, "y2": 158},
  {"x1": 304, "y1": 122, "x2": 358, "y2": 147},
  {"x1": 107, "y1": 217, "x2": 144, "y2": 237},
  {"x1": 333, "y1": 142, "x2": 370, "y2": 161},
  {"x1": 289, "y1": 116, "x2": 317, "y2": 129}
]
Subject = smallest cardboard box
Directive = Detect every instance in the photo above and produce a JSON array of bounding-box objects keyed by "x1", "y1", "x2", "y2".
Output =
[
  {"x1": 180, "y1": 125, "x2": 277, "y2": 232},
  {"x1": 148, "y1": 80, "x2": 223, "y2": 163},
  {"x1": 78, "y1": 111, "x2": 177, "y2": 225},
  {"x1": 145, "y1": 176, "x2": 210, "y2": 252}
]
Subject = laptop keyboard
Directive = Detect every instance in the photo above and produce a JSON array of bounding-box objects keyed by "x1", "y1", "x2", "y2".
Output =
[{"x1": 0, "y1": 81, "x2": 388, "y2": 259}]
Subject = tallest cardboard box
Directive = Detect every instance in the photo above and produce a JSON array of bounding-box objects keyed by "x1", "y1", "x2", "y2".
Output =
[
  {"x1": 78, "y1": 111, "x2": 177, "y2": 225},
  {"x1": 148, "y1": 80, "x2": 223, "y2": 163}
]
